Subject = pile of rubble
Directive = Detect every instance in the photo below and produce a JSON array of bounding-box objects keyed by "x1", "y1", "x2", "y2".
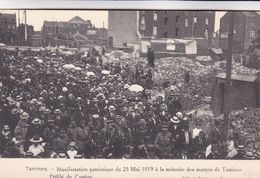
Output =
[
  {"x1": 213, "y1": 61, "x2": 260, "y2": 75},
  {"x1": 105, "y1": 53, "x2": 259, "y2": 111},
  {"x1": 230, "y1": 108, "x2": 260, "y2": 152},
  {"x1": 153, "y1": 57, "x2": 215, "y2": 110},
  {"x1": 152, "y1": 57, "x2": 260, "y2": 110}
]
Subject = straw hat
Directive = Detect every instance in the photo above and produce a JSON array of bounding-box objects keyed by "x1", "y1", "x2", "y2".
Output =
[
  {"x1": 32, "y1": 118, "x2": 42, "y2": 125},
  {"x1": 8, "y1": 99, "x2": 16, "y2": 106},
  {"x1": 170, "y1": 116, "x2": 180, "y2": 124},
  {"x1": 69, "y1": 142, "x2": 76, "y2": 147},
  {"x1": 145, "y1": 89, "x2": 150, "y2": 94},
  {"x1": 54, "y1": 109, "x2": 61, "y2": 114},
  {"x1": 6, "y1": 96, "x2": 12, "y2": 101},
  {"x1": 30, "y1": 136, "x2": 43, "y2": 143},
  {"x1": 176, "y1": 112, "x2": 183, "y2": 119},
  {"x1": 124, "y1": 84, "x2": 130, "y2": 89},
  {"x1": 11, "y1": 108, "x2": 20, "y2": 115},
  {"x1": 92, "y1": 114, "x2": 100, "y2": 120},
  {"x1": 58, "y1": 153, "x2": 67, "y2": 158},
  {"x1": 62, "y1": 87, "x2": 68, "y2": 92},
  {"x1": 44, "y1": 108, "x2": 51, "y2": 114},
  {"x1": 139, "y1": 119, "x2": 147, "y2": 125},
  {"x1": 15, "y1": 95, "x2": 23, "y2": 101},
  {"x1": 39, "y1": 107, "x2": 46, "y2": 112},
  {"x1": 3, "y1": 125, "x2": 10, "y2": 130},
  {"x1": 108, "y1": 105, "x2": 116, "y2": 111},
  {"x1": 245, "y1": 151, "x2": 255, "y2": 159},
  {"x1": 92, "y1": 98, "x2": 98, "y2": 102},
  {"x1": 237, "y1": 145, "x2": 245, "y2": 151},
  {"x1": 76, "y1": 97, "x2": 82, "y2": 101},
  {"x1": 58, "y1": 95, "x2": 64, "y2": 100},
  {"x1": 20, "y1": 112, "x2": 29, "y2": 120}
]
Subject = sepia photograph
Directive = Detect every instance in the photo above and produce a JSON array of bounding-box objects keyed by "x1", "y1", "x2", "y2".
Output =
[{"x1": 0, "y1": 9, "x2": 260, "y2": 161}]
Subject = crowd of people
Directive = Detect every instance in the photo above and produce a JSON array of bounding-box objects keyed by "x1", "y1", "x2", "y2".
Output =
[{"x1": 0, "y1": 46, "x2": 258, "y2": 159}]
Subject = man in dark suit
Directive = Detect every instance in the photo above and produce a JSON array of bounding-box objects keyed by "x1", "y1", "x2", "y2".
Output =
[
  {"x1": 179, "y1": 126, "x2": 192, "y2": 153},
  {"x1": 147, "y1": 47, "x2": 155, "y2": 67},
  {"x1": 168, "y1": 117, "x2": 182, "y2": 157}
]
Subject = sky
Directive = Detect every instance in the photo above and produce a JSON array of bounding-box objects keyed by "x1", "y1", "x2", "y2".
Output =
[{"x1": 0, "y1": 10, "x2": 225, "y2": 31}]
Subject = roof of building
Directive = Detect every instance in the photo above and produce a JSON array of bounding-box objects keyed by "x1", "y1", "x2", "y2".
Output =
[
  {"x1": 215, "y1": 72, "x2": 257, "y2": 83},
  {"x1": 68, "y1": 16, "x2": 88, "y2": 24},
  {"x1": 43, "y1": 21, "x2": 66, "y2": 27}
]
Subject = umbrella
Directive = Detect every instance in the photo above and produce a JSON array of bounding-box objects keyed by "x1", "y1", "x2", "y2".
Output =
[
  {"x1": 36, "y1": 59, "x2": 43, "y2": 64},
  {"x1": 63, "y1": 64, "x2": 75, "y2": 69},
  {"x1": 128, "y1": 84, "x2": 144, "y2": 92},
  {"x1": 60, "y1": 50, "x2": 75, "y2": 56},
  {"x1": 74, "y1": 67, "x2": 82, "y2": 71},
  {"x1": 101, "y1": 70, "x2": 110, "y2": 75},
  {"x1": 86, "y1": 72, "x2": 95, "y2": 76}
]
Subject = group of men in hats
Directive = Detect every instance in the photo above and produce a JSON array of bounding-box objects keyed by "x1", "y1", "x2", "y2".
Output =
[{"x1": 0, "y1": 47, "x2": 258, "y2": 159}]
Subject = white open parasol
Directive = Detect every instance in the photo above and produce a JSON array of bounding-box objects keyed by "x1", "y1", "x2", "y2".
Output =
[
  {"x1": 86, "y1": 71, "x2": 95, "y2": 76},
  {"x1": 101, "y1": 70, "x2": 111, "y2": 75},
  {"x1": 36, "y1": 59, "x2": 43, "y2": 64},
  {"x1": 74, "y1": 67, "x2": 82, "y2": 71},
  {"x1": 63, "y1": 64, "x2": 75, "y2": 70},
  {"x1": 128, "y1": 84, "x2": 144, "y2": 92}
]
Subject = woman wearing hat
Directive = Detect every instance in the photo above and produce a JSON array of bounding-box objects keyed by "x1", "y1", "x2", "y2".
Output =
[
  {"x1": 27, "y1": 136, "x2": 44, "y2": 157},
  {"x1": 12, "y1": 131, "x2": 25, "y2": 155},
  {"x1": 66, "y1": 142, "x2": 78, "y2": 159},
  {"x1": 0, "y1": 125, "x2": 12, "y2": 153},
  {"x1": 105, "y1": 105, "x2": 117, "y2": 121},
  {"x1": 14, "y1": 112, "x2": 29, "y2": 142}
]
